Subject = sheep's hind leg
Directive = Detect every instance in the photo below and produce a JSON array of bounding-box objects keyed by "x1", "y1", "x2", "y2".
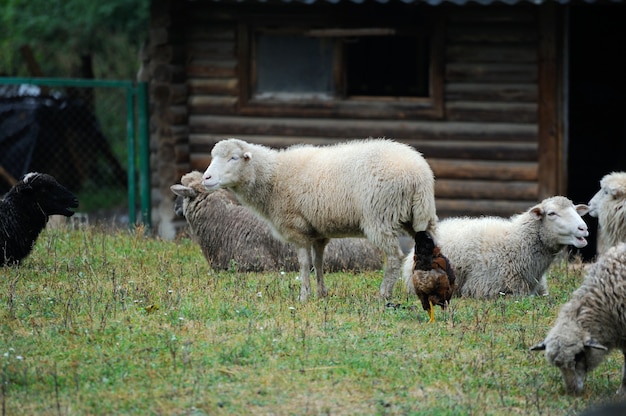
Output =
[
  {"x1": 312, "y1": 239, "x2": 329, "y2": 298},
  {"x1": 297, "y1": 246, "x2": 313, "y2": 301}
]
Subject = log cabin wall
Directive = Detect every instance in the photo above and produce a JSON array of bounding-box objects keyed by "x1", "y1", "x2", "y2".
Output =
[
  {"x1": 144, "y1": 0, "x2": 191, "y2": 238},
  {"x1": 147, "y1": 1, "x2": 562, "y2": 236}
]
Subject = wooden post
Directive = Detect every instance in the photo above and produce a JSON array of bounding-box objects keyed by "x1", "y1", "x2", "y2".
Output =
[{"x1": 537, "y1": 3, "x2": 563, "y2": 198}]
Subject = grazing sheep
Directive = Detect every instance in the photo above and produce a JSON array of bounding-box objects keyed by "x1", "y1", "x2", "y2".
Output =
[
  {"x1": 403, "y1": 196, "x2": 589, "y2": 299},
  {"x1": 530, "y1": 242, "x2": 626, "y2": 396},
  {"x1": 588, "y1": 171, "x2": 626, "y2": 255},
  {"x1": 202, "y1": 138, "x2": 437, "y2": 300},
  {"x1": 1, "y1": 172, "x2": 78, "y2": 265},
  {"x1": 171, "y1": 171, "x2": 384, "y2": 272}
]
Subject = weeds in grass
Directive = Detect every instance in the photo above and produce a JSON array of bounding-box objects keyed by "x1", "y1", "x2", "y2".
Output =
[{"x1": 0, "y1": 226, "x2": 617, "y2": 415}]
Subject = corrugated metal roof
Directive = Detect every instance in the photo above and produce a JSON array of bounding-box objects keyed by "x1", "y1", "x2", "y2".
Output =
[{"x1": 201, "y1": 0, "x2": 624, "y2": 5}]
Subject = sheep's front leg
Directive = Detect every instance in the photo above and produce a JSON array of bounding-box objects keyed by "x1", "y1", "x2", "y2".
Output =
[
  {"x1": 619, "y1": 350, "x2": 626, "y2": 396},
  {"x1": 297, "y1": 246, "x2": 312, "y2": 301},
  {"x1": 312, "y1": 239, "x2": 329, "y2": 298}
]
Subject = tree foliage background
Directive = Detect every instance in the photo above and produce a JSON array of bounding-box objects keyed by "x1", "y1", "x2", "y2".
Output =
[{"x1": 0, "y1": 0, "x2": 150, "y2": 79}]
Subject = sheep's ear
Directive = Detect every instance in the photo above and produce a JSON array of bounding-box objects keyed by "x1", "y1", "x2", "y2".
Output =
[
  {"x1": 170, "y1": 184, "x2": 197, "y2": 198},
  {"x1": 530, "y1": 341, "x2": 546, "y2": 351},
  {"x1": 243, "y1": 151, "x2": 252, "y2": 161},
  {"x1": 530, "y1": 207, "x2": 544, "y2": 220},
  {"x1": 575, "y1": 204, "x2": 590, "y2": 216},
  {"x1": 584, "y1": 338, "x2": 608, "y2": 351}
]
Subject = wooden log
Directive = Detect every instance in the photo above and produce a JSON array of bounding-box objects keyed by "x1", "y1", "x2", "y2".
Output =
[
  {"x1": 188, "y1": 96, "x2": 238, "y2": 114},
  {"x1": 417, "y1": 140, "x2": 537, "y2": 161},
  {"x1": 428, "y1": 159, "x2": 538, "y2": 181},
  {"x1": 446, "y1": 101, "x2": 537, "y2": 123},
  {"x1": 436, "y1": 198, "x2": 536, "y2": 219},
  {"x1": 446, "y1": 63, "x2": 537, "y2": 83},
  {"x1": 237, "y1": 98, "x2": 442, "y2": 120},
  {"x1": 188, "y1": 115, "x2": 538, "y2": 142},
  {"x1": 185, "y1": 26, "x2": 236, "y2": 41},
  {"x1": 186, "y1": 41, "x2": 235, "y2": 59},
  {"x1": 446, "y1": 44, "x2": 536, "y2": 64},
  {"x1": 185, "y1": 59, "x2": 237, "y2": 78},
  {"x1": 188, "y1": 134, "x2": 537, "y2": 161},
  {"x1": 435, "y1": 179, "x2": 538, "y2": 200},
  {"x1": 187, "y1": 78, "x2": 238, "y2": 95},
  {"x1": 189, "y1": 134, "x2": 342, "y2": 151},
  {"x1": 445, "y1": 83, "x2": 537, "y2": 102}
]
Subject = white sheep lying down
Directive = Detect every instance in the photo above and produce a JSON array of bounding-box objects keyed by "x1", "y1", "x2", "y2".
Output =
[
  {"x1": 531, "y1": 242, "x2": 626, "y2": 396},
  {"x1": 403, "y1": 196, "x2": 589, "y2": 299},
  {"x1": 202, "y1": 138, "x2": 437, "y2": 301},
  {"x1": 588, "y1": 171, "x2": 626, "y2": 255}
]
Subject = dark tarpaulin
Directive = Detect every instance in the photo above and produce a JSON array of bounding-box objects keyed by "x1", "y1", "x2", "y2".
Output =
[{"x1": 0, "y1": 87, "x2": 126, "y2": 194}]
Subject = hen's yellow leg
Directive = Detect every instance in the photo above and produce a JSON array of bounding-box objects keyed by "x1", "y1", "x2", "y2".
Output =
[{"x1": 428, "y1": 300, "x2": 435, "y2": 323}]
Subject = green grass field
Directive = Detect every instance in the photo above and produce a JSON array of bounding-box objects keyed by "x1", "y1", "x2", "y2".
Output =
[{"x1": 0, "y1": 225, "x2": 623, "y2": 415}]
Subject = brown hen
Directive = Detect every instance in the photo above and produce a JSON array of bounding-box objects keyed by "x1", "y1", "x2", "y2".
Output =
[{"x1": 411, "y1": 231, "x2": 456, "y2": 322}]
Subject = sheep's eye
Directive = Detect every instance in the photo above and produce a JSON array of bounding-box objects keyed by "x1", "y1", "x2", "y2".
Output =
[
  {"x1": 547, "y1": 211, "x2": 557, "y2": 217},
  {"x1": 229, "y1": 155, "x2": 239, "y2": 161}
]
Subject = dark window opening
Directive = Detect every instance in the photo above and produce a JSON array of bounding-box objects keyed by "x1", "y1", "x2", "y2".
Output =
[{"x1": 345, "y1": 36, "x2": 429, "y2": 97}]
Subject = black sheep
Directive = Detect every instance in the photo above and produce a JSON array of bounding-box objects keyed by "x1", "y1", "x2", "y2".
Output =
[{"x1": 1, "y1": 172, "x2": 78, "y2": 265}]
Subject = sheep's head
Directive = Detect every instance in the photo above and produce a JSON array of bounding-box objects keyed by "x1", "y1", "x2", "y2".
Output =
[
  {"x1": 170, "y1": 181, "x2": 201, "y2": 219},
  {"x1": 171, "y1": 172, "x2": 205, "y2": 217},
  {"x1": 202, "y1": 139, "x2": 253, "y2": 191},
  {"x1": 529, "y1": 196, "x2": 589, "y2": 249},
  {"x1": 531, "y1": 320, "x2": 608, "y2": 395},
  {"x1": 11, "y1": 172, "x2": 78, "y2": 217},
  {"x1": 589, "y1": 172, "x2": 626, "y2": 219},
  {"x1": 171, "y1": 171, "x2": 239, "y2": 217}
]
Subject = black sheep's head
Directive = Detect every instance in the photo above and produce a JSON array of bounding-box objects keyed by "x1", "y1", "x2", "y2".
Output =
[{"x1": 18, "y1": 172, "x2": 79, "y2": 217}]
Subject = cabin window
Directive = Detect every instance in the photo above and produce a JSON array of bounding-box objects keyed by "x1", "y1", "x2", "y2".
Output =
[
  {"x1": 239, "y1": 11, "x2": 443, "y2": 119},
  {"x1": 256, "y1": 34, "x2": 335, "y2": 99}
]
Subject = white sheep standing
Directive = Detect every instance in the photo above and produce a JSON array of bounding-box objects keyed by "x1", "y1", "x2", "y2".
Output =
[
  {"x1": 588, "y1": 171, "x2": 626, "y2": 255},
  {"x1": 531, "y1": 242, "x2": 626, "y2": 396},
  {"x1": 170, "y1": 171, "x2": 384, "y2": 272},
  {"x1": 403, "y1": 196, "x2": 589, "y2": 299},
  {"x1": 202, "y1": 138, "x2": 437, "y2": 300}
]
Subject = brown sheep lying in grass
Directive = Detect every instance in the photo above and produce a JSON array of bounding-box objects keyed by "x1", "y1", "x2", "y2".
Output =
[{"x1": 171, "y1": 171, "x2": 384, "y2": 273}]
